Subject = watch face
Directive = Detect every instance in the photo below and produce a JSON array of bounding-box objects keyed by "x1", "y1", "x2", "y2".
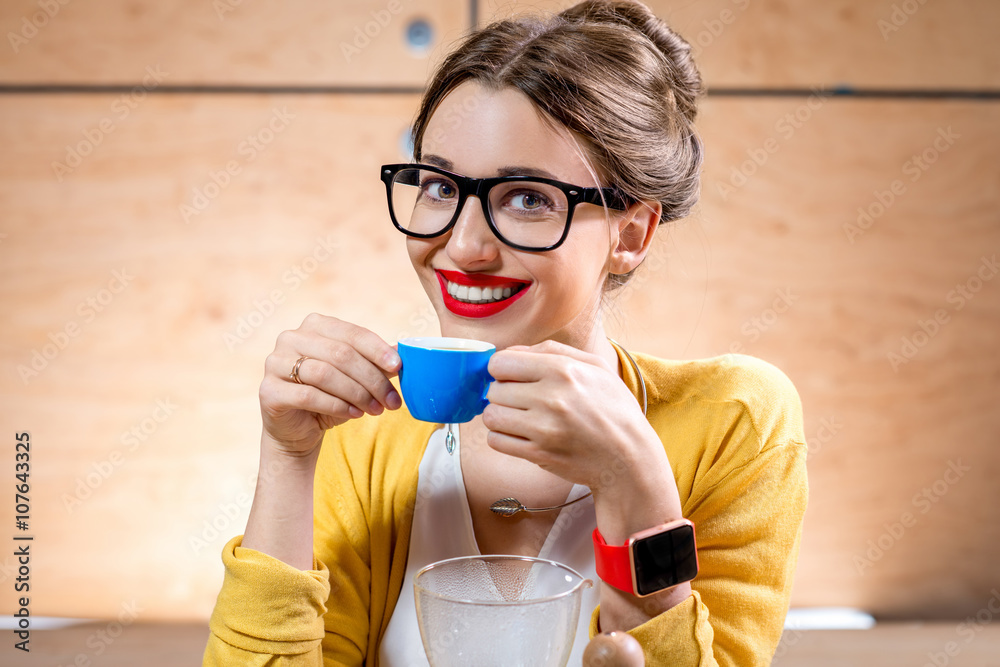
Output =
[{"x1": 632, "y1": 523, "x2": 698, "y2": 596}]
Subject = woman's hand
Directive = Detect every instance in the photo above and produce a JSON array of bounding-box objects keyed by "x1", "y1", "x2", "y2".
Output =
[
  {"x1": 484, "y1": 340, "x2": 692, "y2": 630},
  {"x1": 481, "y1": 339, "x2": 654, "y2": 492},
  {"x1": 257, "y1": 313, "x2": 402, "y2": 457}
]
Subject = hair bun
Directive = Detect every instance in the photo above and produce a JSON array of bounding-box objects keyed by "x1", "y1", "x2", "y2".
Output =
[
  {"x1": 411, "y1": 0, "x2": 706, "y2": 250},
  {"x1": 559, "y1": 0, "x2": 703, "y2": 122}
]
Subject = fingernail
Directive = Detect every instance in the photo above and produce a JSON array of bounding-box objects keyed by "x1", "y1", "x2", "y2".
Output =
[
  {"x1": 386, "y1": 389, "x2": 402, "y2": 410},
  {"x1": 368, "y1": 399, "x2": 384, "y2": 415},
  {"x1": 348, "y1": 406, "x2": 364, "y2": 419},
  {"x1": 384, "y1": 351, "x2": 401, "y2": 369}
]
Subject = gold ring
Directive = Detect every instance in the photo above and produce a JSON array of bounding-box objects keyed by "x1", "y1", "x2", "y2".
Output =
[{"x1": 289, "y1": 356, "x2": 309, "y2": 384}]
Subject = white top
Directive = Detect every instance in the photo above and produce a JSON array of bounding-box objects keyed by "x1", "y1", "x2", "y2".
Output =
[{"x1": 378, "y1": 425, "x2": 600, "y2": 667}]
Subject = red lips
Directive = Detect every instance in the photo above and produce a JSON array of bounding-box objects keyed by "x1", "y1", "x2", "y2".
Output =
[
  {"x1": 437, "y1": 270, "x2": 529, "y2": 288},
  {"x1": 436, "y1": 270, "x2": 531, "y2": 318}
]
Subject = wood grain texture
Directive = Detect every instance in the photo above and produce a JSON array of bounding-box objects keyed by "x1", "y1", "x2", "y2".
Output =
[
  {"x1": 0, "y1": 92, "x2": 427, "y2": 620},
  {"x1": 1, "y1": 92, "x2": 997, "y2": 622},
  {"x1": 3, "y1": 1, "x2": 998, "y2": 89},
  {"x1": 608, "y1": 96, "x2": 1000, "y2": 618},
  {"x1": 479, "y1": 0, "x2": 1000, "y2": 89},
  {"x1": 0, "y1": 0, "x2": 471, "y2": 86}
]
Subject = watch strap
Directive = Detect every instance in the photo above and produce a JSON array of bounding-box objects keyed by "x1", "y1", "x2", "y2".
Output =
[{"x1": 592, "y1": 528, "x2": 635, "y2": 595}]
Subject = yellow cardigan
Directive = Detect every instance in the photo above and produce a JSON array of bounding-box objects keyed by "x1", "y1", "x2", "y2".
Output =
[{"x1": 204, "y1": 347, "x2": 808, "y2": 666}]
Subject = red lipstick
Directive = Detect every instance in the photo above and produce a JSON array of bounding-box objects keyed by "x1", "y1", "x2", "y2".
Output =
[{"x1": 436, "y1": 270, "x2": 531, "y2": 319}]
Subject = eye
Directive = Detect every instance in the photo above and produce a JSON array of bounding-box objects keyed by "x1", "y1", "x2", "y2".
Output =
[
  {"x1": 510, "y1": 192, "x2": 545, "y2": 210},
  {"x1": 505, "y1": 189, "x2": 553, "y2": 213},
  {"x1": 421, "y1": 178, "x2": 457, "y2": 202}
]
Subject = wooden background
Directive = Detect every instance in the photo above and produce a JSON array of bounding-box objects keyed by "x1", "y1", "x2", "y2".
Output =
[{"x1": 1, "y1": 0, "x2": 998, "y2": 629}]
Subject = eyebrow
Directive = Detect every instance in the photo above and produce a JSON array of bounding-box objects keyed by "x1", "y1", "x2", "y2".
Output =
[{"x1": 421, "y1": 154, "x2": 561, "y2": 181}]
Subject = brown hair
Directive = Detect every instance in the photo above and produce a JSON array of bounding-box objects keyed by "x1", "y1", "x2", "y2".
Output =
[{"x1": 410, "y1": 0, "x2": 704, "y2": 287}]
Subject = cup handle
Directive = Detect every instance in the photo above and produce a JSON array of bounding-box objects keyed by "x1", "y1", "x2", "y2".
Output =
[{"x1": 480, "y1": 373, "x2": 494, "y2": 412}]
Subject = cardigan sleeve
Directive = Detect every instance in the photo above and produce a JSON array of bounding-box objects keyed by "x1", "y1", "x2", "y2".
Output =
[
  {"x1": 203, "y1": 528, "x2": 377, "y2": 666},
  {"x1": 202, "y1": 536, "x2": 331, "y2": 666},
  {"x1": 203, "y1": 408, "x2": 429, "y2": 667},
  {"x1": 201, "y1": 419, "x2": 377, "y2": 667},
  {"x1": 588, "y1": 442, "x2": 808, "y2": 665},
  {"x1": 202, "y1": 427, "x2": 384, "y2": 667},
  {"x1": 201, "y1": 421, "x2": 379, "y2": 667},
  {"x1": 588, "y1": 355, "x2": 809, "y2": 666}
]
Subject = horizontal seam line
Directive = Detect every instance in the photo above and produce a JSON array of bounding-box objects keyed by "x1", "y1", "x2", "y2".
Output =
[
  {"x1": 708, "y1": 87, "x2": 1000, "y2": 100},
  {"x1": 0, "y1": 84, "x2": 427, "y2": 95},
  {"x1": 0, "y1": 85, "x2": 997, "y2": 100}
]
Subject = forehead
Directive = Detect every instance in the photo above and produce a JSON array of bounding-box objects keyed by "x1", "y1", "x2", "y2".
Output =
[{"x1": 420, "y1": 81, "x2": 598, "y2": 186}]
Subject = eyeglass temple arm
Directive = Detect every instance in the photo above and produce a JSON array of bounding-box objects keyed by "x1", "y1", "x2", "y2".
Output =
[{"x1": 580, "y1": 187, "x2": 631, "y2": 210}]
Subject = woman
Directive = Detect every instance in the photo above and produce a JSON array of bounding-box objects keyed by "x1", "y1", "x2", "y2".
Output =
[{"x1": 204, "y1": 1, "x2": 807, "y2": 665}]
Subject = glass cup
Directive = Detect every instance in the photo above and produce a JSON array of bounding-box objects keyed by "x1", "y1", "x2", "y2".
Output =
[{"x1": 414, "y1": 555, "x2": 593, "y2": 667}]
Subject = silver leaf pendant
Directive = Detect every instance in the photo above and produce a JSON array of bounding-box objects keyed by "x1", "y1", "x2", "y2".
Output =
[
  {"x1": 445, "y1": 424, "x2": 456, "y2": 455},
  {"x1": 489, "y1": 497, "x2": 526, "y2": 517}
]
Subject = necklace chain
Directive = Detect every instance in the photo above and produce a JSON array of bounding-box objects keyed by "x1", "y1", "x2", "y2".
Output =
[{"x1": 608, "y1": 337, "x2": 647, "y2": 417}]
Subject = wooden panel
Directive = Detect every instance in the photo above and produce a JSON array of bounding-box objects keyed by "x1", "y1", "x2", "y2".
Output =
[
  {"x1": 0, "y1": 92, "x2": 426, "y2": 619},
  {"x1": 606, "y1": 96, "x2": 1000, "y2": 618},
  {"x1": 1, "y1": 92, "x2": 998, "y2": 621},
  {"x1": 0, "y1": 0, "x2": 471, "y2": 85},
  {"x1": 478, "y1": 0, "x2": 1000, "y2": 89}
]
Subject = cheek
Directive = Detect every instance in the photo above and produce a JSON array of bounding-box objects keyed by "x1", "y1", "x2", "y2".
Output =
[
  {"x1": 553, "y1": 237, "x2": 610, "y2": 288},
  {"x1": 405, "y1": 238, "x2": 448, "y2": 300},
  {"x1": 405, "y1": 237, "x2": 432, "y2": 269},
  {"x1": 535, "y1": 259, "x2": 593, "y2": 311}
]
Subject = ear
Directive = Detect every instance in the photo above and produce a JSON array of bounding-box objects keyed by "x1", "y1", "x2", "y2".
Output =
[{"x1": 608, "y1": 200, "x2": 661, "y2": 276}]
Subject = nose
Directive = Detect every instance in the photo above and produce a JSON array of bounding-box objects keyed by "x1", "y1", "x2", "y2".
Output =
[{"x1": 444, "y1": 195, "x2": 501, "y2": 268}]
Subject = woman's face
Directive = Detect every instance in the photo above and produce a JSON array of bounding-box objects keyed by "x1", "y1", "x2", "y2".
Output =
[{"x1": 407, "y1": 81, "x2": 623, "y2": 350}]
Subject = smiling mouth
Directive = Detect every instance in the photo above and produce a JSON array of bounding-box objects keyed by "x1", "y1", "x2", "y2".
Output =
[
  {"x1": 435, "y1": 269, "x2": 532, "y2": 317},
  {"x1": 444, "y1": 279, "x2": 528, "y2": 304}
]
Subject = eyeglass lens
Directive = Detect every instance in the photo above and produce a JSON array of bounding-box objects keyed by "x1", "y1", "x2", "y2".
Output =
[{"x1": 390, "y1": 167, "x2": 570, "y2": 250}]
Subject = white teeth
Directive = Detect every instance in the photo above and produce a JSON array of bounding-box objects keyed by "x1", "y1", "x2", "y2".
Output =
[{"x1": 446, "y1": 279, "x2": 524, "y2": 304}]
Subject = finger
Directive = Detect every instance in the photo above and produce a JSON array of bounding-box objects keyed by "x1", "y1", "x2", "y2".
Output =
[
  {"x1": 296, "y1": 313, "x2": 401, "y2": 376},
  {"x1": 527, "y1": 339, "x2": 609, "y2": 368},
  {"x1": 488, "y1": 342, "x2": 607, "y2": 382},
  {"x1": 484, "y1": 378, "x2": 537, "y2": 411},
  {"x1": 487, "y1": 348, "x2": 549, "y2": 383},
  {"x1": 584, "y1": 632, "x2": 645, "y2": 667},
  {"x1": 484, "y1": 427, "x2": 537, "y2": 462},
  {"x1": 302, "y1": 331, "x2": 402, "y2": 410},
  {"x1": 269, "y1": 349, "x2": 396, "y2": 415},
  {"x1": 270, "y1": 353, "x2": 381, "y2": 415},
  {"x1": 260, "y1": 373, "x2": 365, "y2": 425},
  {"x1": 309, "y1": 314, "x2": 402, "y2": 375},
  {"x1": 481, "y1": 402, "x2": 534, "y2": 442}
]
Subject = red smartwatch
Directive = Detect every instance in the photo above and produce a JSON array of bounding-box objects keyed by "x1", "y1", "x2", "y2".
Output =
[{"x1": 593, "y1": 519, "x2": 699, "y2": 597}]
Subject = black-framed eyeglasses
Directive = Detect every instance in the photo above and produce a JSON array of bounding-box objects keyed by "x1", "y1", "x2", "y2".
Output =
[{"x1": 380, "y1": 163, "x2": 631, "y2": 252}]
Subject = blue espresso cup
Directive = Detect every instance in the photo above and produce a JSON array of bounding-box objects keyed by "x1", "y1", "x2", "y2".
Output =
[{"x1": 397, "y1": 337, "x2": 496, "y2": 424}]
